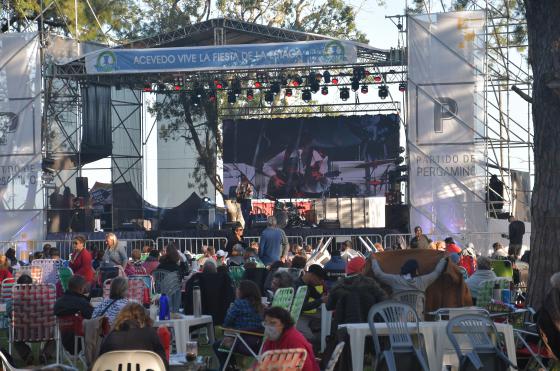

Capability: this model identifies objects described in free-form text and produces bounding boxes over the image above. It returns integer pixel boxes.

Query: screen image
[223,114,400,199]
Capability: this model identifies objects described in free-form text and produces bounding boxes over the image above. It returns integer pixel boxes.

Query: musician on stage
[263,136,328,198]
[236,175,254,228]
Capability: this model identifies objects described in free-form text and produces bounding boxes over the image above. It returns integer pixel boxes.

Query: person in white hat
[216,250,228,266]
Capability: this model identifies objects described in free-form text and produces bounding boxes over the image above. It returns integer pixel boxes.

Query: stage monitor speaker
[318,219,340,229]
[76,177,89,198]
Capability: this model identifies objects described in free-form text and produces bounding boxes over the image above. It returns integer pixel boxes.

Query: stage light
[265,91,274,103]
[281,76,289,86]
[351,78,359,92]
[227,91,236,104]
[331,77,339,85]
[271,82,281,95]
[215,80,223,89]
[191,94,200,106]
[246,89,254,101]
[194,85,204,98]
[173,84,181,91]
[310,79,320,93]
[399,82,407,92]
[233,79,242,96]
[321,86,328,96]
[353,66,366,81]
[361,85,368,94]
[292,76,303,87]
[302,89,312,102]
[208,90,216,102]
[373,75,382,83]
[315,72,323,81]
[398,146,406,153]
[323,71,331,83]
[254,81,262,88]
[395,156,405,165]
[143,83,152,92]
[157,83,166,91]
[285,88,293,97]
[378,85,389,99]
[340,87,350,101]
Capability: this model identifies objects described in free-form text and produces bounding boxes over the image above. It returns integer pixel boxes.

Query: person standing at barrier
[225,223,247,254]
[410,226,431,249]
[69,235,95,284]
[259,216,289,266]
[504,215,525,258]
[102,232,127,268]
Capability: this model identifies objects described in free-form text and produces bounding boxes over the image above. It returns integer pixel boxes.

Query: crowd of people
[1,219,556,371]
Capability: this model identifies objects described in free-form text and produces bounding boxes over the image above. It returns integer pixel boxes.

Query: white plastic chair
[91,350,166,371]
[324,341,345,371]
[391,290,426,320]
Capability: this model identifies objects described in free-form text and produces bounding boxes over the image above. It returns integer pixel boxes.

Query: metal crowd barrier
[156,237,228,254]
[244,236,304,248]
[305,234,383,254]
[383,234,413,250]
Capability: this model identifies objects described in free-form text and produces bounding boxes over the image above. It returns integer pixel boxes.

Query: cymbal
[354,159,396,168]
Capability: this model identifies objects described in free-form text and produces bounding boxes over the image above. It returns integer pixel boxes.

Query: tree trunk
[524,0,560,309]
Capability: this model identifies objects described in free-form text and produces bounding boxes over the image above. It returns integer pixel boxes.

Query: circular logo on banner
[95,51,117,72]
[323,41,346,63]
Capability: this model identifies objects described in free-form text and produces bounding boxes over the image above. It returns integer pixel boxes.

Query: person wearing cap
[327,256,387,329]
[295,264,327,350]
[444,237,462,254]
[323,250,346,290]
[371,256,448,296]
[216,250,228,266]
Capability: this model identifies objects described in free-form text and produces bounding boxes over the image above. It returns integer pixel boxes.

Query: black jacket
[509,220,525,244]
[99,323,169,370]
[183,272,235,325]
[326,275,388,327]
[295,279,323,312]
[54,291,93,319]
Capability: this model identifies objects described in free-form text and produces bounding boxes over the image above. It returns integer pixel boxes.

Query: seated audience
[54,275,93,354]
[444,237,462,254]
[153,245,183,312]
[327,256,387,327]
[491,242,509,259]
[143,249,160,275]
[244,247,265,268]
[92,276,129,325]
[537,272,560,359]
[202,259,218,273]
[198,246,217,267]
[69,235,95,284]
[261,307,320,371]
[459,243,477,276]
[99,302,168,370]
[323,250,346,289]
[49,248,61,261]
[295,265,327,351]
[216,250,228,266]
[228,244,245,266]
[465,257,497,302]
[125,248,147,276]
[371,256,448,294]
[266,271,294,302]
[213,280,264,369]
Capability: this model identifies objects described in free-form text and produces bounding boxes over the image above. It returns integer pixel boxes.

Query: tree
[0,0,142,41]
[523,0,560,309]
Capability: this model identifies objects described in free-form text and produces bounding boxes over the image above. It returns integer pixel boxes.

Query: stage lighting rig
[285,88,293,97]
[246,89,254,101]
[361,85,369,94]
[331,76,339,85]
[323,71,331,83]
[351,78,360,92]
[302,89,312,102]
[399,82,407,92]
[291,75,303,87]
[378,85,389,99]
[227,91,236,104]
[271,82,281,95]
[339,87,350,101]
[321,86,328,96]
[265,91,274,103]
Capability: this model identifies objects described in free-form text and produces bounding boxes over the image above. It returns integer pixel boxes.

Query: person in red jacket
[444,237,462,254]
[0,255,13,283]
[261,307,319,371]
[69,235,95,284]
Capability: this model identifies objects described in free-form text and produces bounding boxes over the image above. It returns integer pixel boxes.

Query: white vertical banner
[0,33,44,242]
[408,12,487,237]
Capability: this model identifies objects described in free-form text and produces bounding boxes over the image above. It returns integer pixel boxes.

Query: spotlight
[302,89,312,102]
[353,66,366,81]
[143,83,152,92]
[291,76,302,87]
[254,81,262,88]
[265,91,274,103]
[373,75,382,83]
[321,86,328,96]
[378,85,389,99]
[215,80,223,89]
[227,91,236,104]
[361,85,369,94]
[271,82,281,95]
[247,89,254,101]
[399,82,407,92]
[323,71,331,83]
[331,77,339,85]
[208,90,217,102]
[351,78,360,92]
[174,84,181,91]
[285,88,293,97]
[233,79,242,96]
[191,94,200,106]
[398,146,406,153]
[310,80,320,93]
[394,156,405,165]
[340,87,350,101]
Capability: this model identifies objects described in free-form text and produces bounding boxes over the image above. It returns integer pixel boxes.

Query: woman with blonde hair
[101,232,128,268]
[99,302,168,369]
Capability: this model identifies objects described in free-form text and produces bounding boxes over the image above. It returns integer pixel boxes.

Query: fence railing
[244,236,304,248]
[305,234,383,254]
[156,237,228,255]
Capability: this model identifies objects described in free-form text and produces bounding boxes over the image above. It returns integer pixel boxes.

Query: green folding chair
[58,266,73,292]
[228,266,245,288]
[271,287,294,310]
[476,278,510,308]
[490,259,514,279]
[290,286,308,322]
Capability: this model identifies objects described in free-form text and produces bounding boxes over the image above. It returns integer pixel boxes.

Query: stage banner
[223,114,400,199]
[0,33,44,242]
[408,11,487,238]
[85,40,357,74]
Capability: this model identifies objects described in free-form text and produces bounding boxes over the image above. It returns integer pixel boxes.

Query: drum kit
[263,194,312,228]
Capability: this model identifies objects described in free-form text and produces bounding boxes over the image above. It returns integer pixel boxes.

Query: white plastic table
[320,304,332,352]
[156,314,215,354]
[339,321,516,371]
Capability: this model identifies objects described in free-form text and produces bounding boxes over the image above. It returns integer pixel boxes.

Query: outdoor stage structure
[0,7,534,254]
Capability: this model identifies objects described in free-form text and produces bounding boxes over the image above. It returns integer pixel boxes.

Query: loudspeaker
[318,219,340,229]
[385,204,409,231]
[76,177,89,198]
